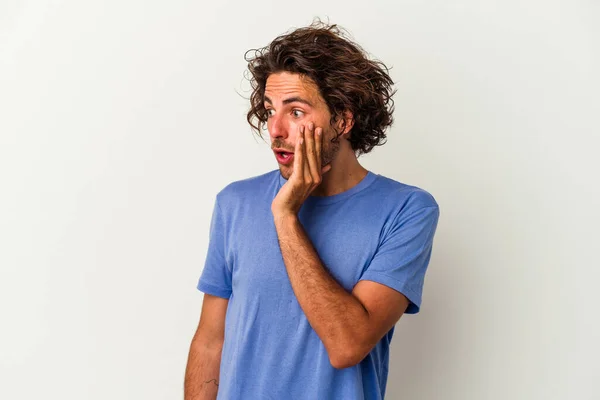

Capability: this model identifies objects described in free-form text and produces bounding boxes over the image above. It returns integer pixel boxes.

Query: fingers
[315,126,322,173]
[305,122,320,183]
[294,125,304,180]
[295,122,326,187]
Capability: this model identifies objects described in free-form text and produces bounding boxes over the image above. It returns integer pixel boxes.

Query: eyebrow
[264,96,314,107]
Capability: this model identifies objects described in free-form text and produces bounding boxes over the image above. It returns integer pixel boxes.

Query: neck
[312,148,368,197]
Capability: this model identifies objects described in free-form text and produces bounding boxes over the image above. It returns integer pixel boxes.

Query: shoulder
[368,174,440,246]
[371,173,439,215]
[214,169,280,209]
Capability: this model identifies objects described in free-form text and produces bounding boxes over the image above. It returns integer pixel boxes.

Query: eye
[292,109,304,118]
[266,109,275,118]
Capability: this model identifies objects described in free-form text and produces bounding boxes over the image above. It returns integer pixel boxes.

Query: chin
[279,167,292,180]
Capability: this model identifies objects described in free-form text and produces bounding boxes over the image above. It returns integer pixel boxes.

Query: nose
[268,114,289,140]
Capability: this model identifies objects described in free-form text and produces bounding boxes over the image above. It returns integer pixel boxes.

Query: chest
[227,202,381,299]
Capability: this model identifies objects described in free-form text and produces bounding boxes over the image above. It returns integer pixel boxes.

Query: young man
[185,21,440,400]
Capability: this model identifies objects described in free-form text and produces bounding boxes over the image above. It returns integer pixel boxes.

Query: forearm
[184,340,222,400]
[274,213,370,366]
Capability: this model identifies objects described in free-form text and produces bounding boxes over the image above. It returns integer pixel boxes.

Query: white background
[1,1,598,399]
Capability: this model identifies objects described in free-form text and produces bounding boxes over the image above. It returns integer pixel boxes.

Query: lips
[274,150,294,165]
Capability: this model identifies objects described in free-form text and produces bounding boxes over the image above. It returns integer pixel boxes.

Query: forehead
[264,72,323,105]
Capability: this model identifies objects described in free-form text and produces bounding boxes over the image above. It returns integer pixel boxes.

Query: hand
[272,122,332,218]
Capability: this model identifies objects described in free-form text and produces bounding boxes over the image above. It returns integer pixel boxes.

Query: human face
[264,72,341,179]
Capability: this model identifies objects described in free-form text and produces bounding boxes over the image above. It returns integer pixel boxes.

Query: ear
[336,110,354,136]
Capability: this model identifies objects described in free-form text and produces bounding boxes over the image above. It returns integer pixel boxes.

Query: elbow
[329,355,356,370]
[328,345,368,370]
[190,335,224,354]
[325,323,374,369]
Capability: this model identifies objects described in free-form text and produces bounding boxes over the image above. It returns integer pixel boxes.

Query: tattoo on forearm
[204,379,219,387]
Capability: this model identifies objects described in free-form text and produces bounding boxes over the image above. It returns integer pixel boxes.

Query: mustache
[271,140,295,152]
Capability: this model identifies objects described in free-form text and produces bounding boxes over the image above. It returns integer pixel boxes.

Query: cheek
[267,116,300,135]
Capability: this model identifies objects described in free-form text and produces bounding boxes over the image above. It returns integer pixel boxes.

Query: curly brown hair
[244,19,396,156]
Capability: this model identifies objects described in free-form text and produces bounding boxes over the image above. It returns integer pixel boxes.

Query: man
[184,21,440,400]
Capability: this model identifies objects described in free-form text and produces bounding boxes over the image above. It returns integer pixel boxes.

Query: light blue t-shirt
[197,169,440,400]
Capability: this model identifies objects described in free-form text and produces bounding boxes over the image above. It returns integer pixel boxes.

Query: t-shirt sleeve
[358,203,440,314]
[196,196,232,299]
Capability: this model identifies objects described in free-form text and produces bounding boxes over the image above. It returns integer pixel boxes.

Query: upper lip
[273,148,294,154]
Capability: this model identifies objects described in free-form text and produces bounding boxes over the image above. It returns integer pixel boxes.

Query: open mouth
[275,151,294,164]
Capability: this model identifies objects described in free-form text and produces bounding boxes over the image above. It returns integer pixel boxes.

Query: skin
[265,71,367,197]
[184,71,412,398]
[266,72,410,369]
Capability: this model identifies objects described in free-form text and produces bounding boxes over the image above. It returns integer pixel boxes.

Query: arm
[274,214,409,369]
[272,123,436,369]
[184,293,228,400]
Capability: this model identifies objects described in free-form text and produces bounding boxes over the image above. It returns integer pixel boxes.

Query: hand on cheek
[271,122,332,217]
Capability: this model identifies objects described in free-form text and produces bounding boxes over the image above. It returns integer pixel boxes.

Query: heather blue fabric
[197,169,439,400]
